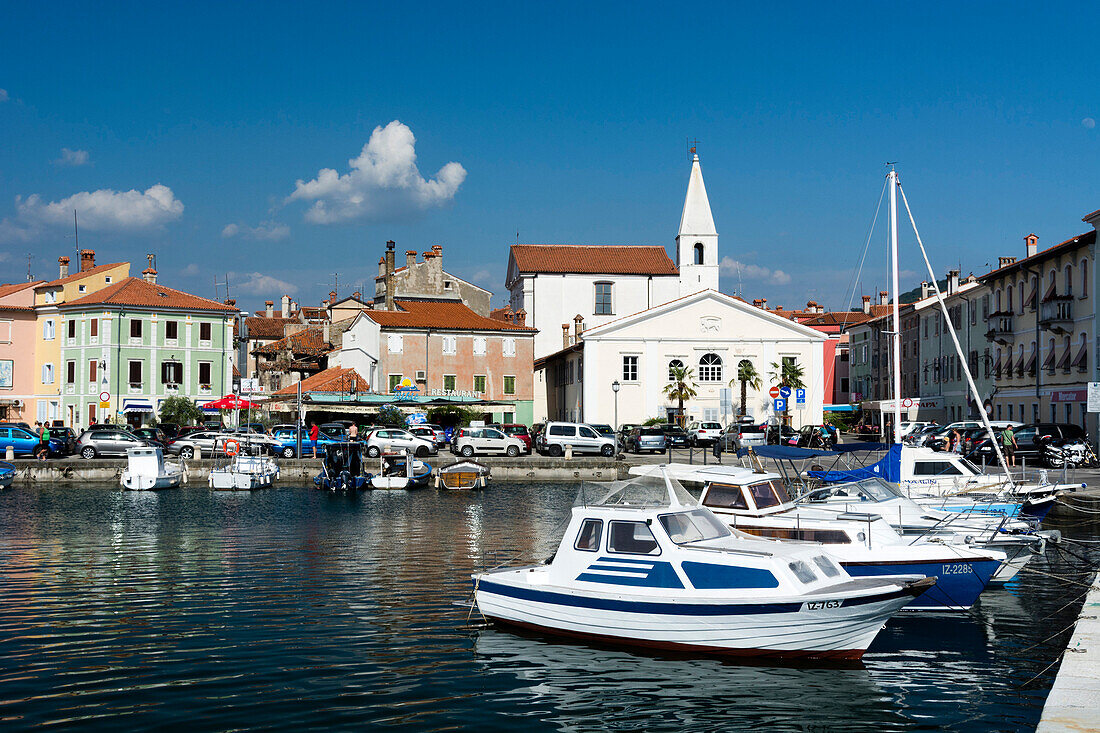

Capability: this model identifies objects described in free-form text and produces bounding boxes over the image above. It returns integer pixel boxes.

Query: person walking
[37,422,51,460]
[348,423,359,441]
[308,422,320,457]
[952,428,964,455]
[1000,426,1017,468]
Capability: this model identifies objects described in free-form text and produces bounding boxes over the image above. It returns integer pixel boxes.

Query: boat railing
[678,542,776,558]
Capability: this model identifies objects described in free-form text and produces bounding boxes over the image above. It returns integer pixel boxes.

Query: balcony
[128,382,143,394]
[985,313,1015,344]
[1039,297,1073,333]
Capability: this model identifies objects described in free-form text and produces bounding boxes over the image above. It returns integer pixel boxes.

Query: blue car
[271,428,339,458]
[0,427,65,457]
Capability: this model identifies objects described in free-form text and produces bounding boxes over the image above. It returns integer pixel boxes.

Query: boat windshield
[747,480,792,509]
[958,457,982,475]
[801,477,902,504]
[658,509,731,544]
[574,469,698,508]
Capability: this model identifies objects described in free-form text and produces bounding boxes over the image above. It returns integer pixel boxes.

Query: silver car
[364,428,437,458]
[76,428,154,458]
[451,427,525,457]
[625,427,667,454]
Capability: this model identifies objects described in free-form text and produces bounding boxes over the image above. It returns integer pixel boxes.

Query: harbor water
[0,483,1096,731]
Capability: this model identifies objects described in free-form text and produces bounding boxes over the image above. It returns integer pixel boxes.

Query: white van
[537,422,616,457]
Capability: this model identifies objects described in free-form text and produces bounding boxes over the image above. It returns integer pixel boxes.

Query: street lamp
[611,380,621,458]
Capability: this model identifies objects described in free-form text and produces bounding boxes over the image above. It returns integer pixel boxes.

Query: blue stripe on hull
[475,579,914,616]
[842,560,997,610]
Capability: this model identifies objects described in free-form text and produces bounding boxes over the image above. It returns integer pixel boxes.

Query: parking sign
[795,388,806,405]
[774,397,786,412]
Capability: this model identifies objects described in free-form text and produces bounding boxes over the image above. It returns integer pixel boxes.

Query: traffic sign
[99,391,110,402]
[769,386,780,399]
[795,388,806,405]
[779,386,792,399]
[99,401,110,409]
[901,397,913,408]
[774,398,787,412]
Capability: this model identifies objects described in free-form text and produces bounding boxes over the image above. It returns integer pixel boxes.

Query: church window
[667,358,684,380]
[594,282,613,315]
[622,355,639,382]
[693,243,705,265]
[698,353,723,382]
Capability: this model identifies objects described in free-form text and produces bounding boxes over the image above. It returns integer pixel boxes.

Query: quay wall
[5,456,630,485]
[1036,573,1100,733]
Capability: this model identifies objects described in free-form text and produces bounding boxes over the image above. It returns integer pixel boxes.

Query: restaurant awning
[123,400,154,413]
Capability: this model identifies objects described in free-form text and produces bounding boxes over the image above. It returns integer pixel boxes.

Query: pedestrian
[823,420,838,448]
[348,423,359,440]
[1000,425,1017,468]
[952,429,964,454]
[37,422,51,460]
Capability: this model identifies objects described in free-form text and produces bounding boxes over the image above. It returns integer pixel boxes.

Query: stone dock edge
[1037,572,1100,732]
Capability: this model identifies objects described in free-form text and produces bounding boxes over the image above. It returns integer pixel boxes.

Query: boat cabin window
[788,560,818,584]
[658,509,731,545]
[913,461,963,476]
[607,521,661,555]
[574,519,603,552]
[813,555,841,578]
[701,483,748,510]
[747,480,791,509]
[958,458,981,474]
[852,479,902,502]
[738,526,851,544]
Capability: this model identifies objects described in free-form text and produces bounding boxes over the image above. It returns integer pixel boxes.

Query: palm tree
[733,360,761,419]
[663,366,698,426]
[768,359,806,425]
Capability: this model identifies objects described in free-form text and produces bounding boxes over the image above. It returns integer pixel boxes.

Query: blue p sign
[796,388,806,404]
[774,398,787,412]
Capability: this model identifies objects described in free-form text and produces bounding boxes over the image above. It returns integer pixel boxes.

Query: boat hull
[122,472,182,491]
[841,559,999,610]
[474,578,922,660]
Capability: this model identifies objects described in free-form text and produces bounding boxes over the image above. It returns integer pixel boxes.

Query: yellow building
[33,250,129,426]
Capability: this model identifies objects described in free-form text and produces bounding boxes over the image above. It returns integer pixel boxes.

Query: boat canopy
[574,467,697,509]
[738,445,834,460]
[806,444,903,483]
[831,442,888,453]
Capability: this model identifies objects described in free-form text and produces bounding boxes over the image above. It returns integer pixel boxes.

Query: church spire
[678,154,717,238]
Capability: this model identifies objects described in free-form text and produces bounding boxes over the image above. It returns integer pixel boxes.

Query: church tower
[676,153,720,295]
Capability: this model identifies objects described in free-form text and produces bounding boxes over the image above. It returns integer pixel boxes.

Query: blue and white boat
[649,463,1003,611]
[473,468,934,660]
[314,442,369,491]
[0,461,14,489]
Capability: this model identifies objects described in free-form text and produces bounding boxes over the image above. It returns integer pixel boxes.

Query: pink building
[0,281,44,422]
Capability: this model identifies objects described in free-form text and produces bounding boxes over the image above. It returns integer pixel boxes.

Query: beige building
[374,241,491,316]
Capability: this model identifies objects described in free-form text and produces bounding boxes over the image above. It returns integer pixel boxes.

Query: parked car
[76,428,154,458]
[972,423,1088,464]
[269,428,339,458]
[488,423,532,453]
[659,424,690,448]
[50,426,79,455]
[795,424,836,449]
[624,426,667,454]
[452,427,525,457]
[589,424,617,443]
[133,427,169,447]
[0,421,33,433]
[363,428,437,458]
[719,423,766,452]
[318,422,348,440]
[409,425,443,446]
[0,426,66,457]
[156,422,181,439]
[765,423,798,445]
[685,421,723,445]
[537,422,616,457]
[166,430,224,458]
[420,423,448,446]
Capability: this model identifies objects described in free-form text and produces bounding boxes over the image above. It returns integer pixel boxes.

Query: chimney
[947,269,960,295]
[862,295,871,314]
[281,295,290,318]
[998,256,1017,269]
[142,267,157,284]
[378,256,386,278]
[329,290,337,306]
[514,308,526,327]
[920,281,931,299]
[352,290,361,301]
[760,298,767,310]
[384,240,396,310]
[265,300,274,317]
[1025,233,1039,258]
[323,321,331,344]
[573,314,584,342]
[225,298,236,307]
[878,290,888,306]
[562,323,570,349]
[79,249,95,272]
[432,244,442,256]
[752,298,763,308]
[58,256,70,279]
[405,249,417,269]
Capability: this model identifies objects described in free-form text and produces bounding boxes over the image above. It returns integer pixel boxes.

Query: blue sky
[1,1,1097,314]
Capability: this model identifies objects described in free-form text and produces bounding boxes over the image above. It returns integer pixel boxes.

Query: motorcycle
[1039,436,1095,469]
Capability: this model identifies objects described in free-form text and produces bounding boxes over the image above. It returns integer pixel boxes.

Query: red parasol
[202,394,257,410]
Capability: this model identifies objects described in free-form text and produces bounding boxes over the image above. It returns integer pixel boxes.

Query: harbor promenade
[1037,574,1100,732]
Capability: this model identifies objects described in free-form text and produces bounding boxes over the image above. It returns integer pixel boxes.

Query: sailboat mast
[888,169,902,444]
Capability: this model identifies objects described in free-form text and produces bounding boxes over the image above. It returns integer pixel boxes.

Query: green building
[58,272,238,429]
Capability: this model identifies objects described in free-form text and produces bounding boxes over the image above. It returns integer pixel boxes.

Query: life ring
[224,439,240,456]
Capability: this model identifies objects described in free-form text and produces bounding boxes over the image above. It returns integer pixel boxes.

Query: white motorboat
[209,454,280,490]
[472,468,934,660]
[369,451,431,489]
[638,463,1003,611]
[436,459,490,490]
[121,447,183,491]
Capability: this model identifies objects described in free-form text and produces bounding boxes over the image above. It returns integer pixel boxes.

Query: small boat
[435,459,490,490]
[370,451,431,490]
[210,454,280,490]
[121,447,183,491]
[472,467,934,660]
[0,461,14,489]
[313,442,370,491]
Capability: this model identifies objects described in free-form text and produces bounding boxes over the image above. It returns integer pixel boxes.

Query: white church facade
[512,154,825,426]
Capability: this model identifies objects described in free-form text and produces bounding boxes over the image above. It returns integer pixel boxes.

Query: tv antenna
[214,273,230,301]
[687,138,701,158]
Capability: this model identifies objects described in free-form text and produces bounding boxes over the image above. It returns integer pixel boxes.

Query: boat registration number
[803,600,842,611]
[942,563,973,575]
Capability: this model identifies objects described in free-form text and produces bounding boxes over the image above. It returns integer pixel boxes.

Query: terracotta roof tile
[36,262,128,288]
[244,316,297,340]
[271,366,369,397]
[253,326,332,356]
[0,281,43,298]
[63,277,239,312]
[801,311,873,327]
[364,300,536,332]
[980,230,1096,281]
[510,244,678,276]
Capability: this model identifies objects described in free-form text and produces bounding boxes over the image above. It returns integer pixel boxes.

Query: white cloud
[222,220,289,241]
[287,120,466,224]
[0,89,8,102]
[720,256,791,285]
[55,148,90,167]
[182,263,200,276]
[471,269,493,284]
[232,271,299,296]
[1083,117,1096,130]
[15,184,183,231]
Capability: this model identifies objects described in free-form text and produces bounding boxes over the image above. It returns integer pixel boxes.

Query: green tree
[159,395,204,426]
[427,405,485,429]
[733,359,762,419]
[768,359,806,425]
[662,365,698,426]
[378,404,405,426]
